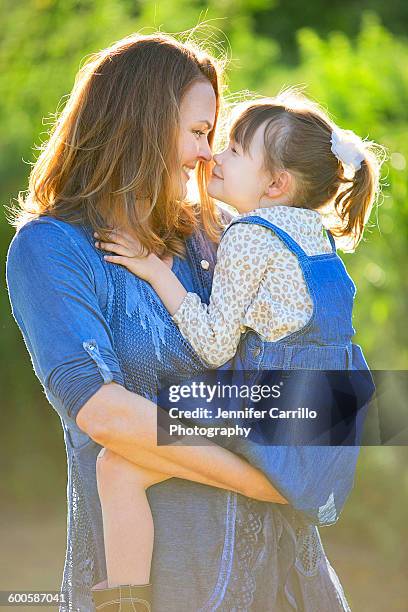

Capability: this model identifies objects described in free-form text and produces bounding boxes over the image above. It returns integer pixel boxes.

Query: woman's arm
[76,382,288,504]
[6,220,125,421]
[5,220,285,505]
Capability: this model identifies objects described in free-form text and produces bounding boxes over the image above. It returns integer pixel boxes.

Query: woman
[7,33,353,611]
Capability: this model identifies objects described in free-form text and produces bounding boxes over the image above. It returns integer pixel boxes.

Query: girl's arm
[96,223,271,367]
[76,382,288,504]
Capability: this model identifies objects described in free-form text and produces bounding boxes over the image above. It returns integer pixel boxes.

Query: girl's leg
[95,447,170,587]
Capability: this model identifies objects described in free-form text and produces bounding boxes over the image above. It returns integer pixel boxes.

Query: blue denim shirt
[7,215,354,611]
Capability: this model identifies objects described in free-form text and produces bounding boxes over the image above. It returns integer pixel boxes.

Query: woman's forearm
[77,383,288,504]
[103,440,282,502]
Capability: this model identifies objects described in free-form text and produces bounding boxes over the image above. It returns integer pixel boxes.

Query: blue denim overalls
[222,216,371,525]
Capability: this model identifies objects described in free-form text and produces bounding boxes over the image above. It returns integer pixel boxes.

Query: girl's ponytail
[328,123,385,250]
[333,154,377,250]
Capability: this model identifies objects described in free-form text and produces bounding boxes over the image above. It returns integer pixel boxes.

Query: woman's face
[177,80,216,199]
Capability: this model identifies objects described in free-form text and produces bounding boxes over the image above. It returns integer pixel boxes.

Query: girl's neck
[257,197,294,209]
[246,201,294,214]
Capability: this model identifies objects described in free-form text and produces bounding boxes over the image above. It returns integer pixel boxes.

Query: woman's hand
[94,229,166,282]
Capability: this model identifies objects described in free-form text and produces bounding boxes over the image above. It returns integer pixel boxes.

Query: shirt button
[253,347,261,357]
[200,259,210,270]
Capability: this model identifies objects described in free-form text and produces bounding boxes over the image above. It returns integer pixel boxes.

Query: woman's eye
[193,130,205,138]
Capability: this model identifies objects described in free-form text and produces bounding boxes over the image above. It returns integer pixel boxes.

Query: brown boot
[91,583,152,611]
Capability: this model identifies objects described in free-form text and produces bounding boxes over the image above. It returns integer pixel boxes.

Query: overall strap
[225,215,309,260]
[325,229,337,253]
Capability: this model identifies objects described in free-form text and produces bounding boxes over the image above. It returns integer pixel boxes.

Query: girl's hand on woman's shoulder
[94,229,165,282]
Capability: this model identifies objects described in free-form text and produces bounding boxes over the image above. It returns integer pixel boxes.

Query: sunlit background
[1,1,407,610]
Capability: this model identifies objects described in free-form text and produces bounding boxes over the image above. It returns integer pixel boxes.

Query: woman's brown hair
[12,33,225,255]
[230,91,385,250]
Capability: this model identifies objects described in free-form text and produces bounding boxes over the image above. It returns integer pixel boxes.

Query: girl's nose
[213,152,222,165]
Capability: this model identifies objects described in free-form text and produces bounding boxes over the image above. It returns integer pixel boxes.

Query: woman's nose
[198,138,212,162]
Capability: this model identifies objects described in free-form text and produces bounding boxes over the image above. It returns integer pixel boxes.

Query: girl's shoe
[91,583,152,611]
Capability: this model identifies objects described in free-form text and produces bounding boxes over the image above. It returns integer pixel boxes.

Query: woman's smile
[182,165,194,180]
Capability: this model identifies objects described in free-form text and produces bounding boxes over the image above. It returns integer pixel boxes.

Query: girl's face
[208,122,270,213]
[177,81,216,199]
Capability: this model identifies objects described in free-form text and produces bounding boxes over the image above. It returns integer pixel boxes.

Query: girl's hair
[230,91,384,250]
[12,33,225,255]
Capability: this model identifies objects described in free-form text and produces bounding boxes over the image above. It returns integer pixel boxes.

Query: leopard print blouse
[172,205,333,368]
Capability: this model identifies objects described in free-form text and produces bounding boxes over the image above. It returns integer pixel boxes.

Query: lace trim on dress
[294,524,324,578]
[219,497,266,611]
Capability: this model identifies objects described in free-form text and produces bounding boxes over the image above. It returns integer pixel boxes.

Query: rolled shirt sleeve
[6,218,124,422]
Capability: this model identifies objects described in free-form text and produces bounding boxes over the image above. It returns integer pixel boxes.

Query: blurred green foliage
[0,0,407,590]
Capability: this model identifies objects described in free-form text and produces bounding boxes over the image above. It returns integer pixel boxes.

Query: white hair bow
[330,128,366,171]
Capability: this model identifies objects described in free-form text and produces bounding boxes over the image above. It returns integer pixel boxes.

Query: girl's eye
[193,130,205,138]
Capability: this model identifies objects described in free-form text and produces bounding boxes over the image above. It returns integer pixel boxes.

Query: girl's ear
[265,170,293,199]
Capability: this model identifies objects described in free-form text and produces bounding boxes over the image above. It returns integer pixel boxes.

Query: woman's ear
[265,170,293,199]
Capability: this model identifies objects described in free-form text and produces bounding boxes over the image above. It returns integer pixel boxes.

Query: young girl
[94,92,382,610]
